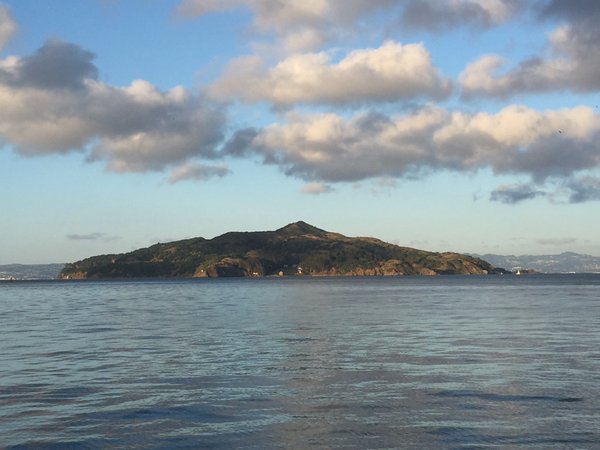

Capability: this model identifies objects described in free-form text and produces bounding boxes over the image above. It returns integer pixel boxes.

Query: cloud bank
[3,0,600,203]
[228,106,600,183]
[177,0,522,52]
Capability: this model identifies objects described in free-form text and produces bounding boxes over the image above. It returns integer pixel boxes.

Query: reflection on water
[1,275,599,448]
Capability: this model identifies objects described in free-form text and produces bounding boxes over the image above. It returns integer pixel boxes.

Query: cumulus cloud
[0,4,16,51]
[0,40,226,172]
[168,162,231,183]
[301,182,333,195]
[210,41,451,107]
[461,1,600,97]
[231,105,600,185]
[177,0,395,52]
[490,183,546,203]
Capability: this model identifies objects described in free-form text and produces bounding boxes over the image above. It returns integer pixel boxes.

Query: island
[59,221,504,279]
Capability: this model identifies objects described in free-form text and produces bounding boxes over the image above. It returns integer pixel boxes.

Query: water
[1,275,599,449]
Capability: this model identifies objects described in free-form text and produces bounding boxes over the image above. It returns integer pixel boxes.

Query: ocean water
[1,275,599,449]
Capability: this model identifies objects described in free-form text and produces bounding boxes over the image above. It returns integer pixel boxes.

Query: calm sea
[1,275,599,449]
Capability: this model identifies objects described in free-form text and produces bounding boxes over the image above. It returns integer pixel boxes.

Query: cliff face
[59,221,500,279]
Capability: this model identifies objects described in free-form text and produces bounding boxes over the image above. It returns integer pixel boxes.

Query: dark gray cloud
[504,137,600,182]
[222,127,259,157]
[566,176,600,203]
[16,40,98,90]
[168,162,231,183]
[538,0,600,21]
[490,183,546,204]
[491,176,600,204]
[66,232,119,242]
[401,0,523,31]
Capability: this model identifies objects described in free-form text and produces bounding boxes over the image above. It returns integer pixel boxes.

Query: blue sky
[1,0,600,264]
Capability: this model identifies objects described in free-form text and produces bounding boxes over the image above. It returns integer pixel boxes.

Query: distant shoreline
[5,272,600,284]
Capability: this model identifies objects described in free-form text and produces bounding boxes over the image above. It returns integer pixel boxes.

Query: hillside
[474,252,600,274]
[59,221,501,279]
[0,264,64,280]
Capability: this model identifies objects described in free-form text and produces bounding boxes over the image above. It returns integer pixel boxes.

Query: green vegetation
[59,221,500,279]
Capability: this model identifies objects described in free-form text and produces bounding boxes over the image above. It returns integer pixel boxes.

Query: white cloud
[177,0,395,51]
[0,4,17,51]
[300,182,333,195]
[234,106,600,186]
[0,40,226,172]
[210,41,451,107]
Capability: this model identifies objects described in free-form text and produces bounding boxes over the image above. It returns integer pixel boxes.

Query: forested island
[59,221,503,279]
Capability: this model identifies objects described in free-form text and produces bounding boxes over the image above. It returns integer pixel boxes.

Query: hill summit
[275,221,327,236]
[59,222,500,279]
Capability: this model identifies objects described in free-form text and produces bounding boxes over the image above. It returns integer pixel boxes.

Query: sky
[1,0,600,264]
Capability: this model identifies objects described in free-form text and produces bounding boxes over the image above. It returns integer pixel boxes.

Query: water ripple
[1,275,600,448]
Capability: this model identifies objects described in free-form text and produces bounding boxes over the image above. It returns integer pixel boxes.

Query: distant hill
[59,221,501,279]
[0,264,64,280]
[473,252,600,274]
